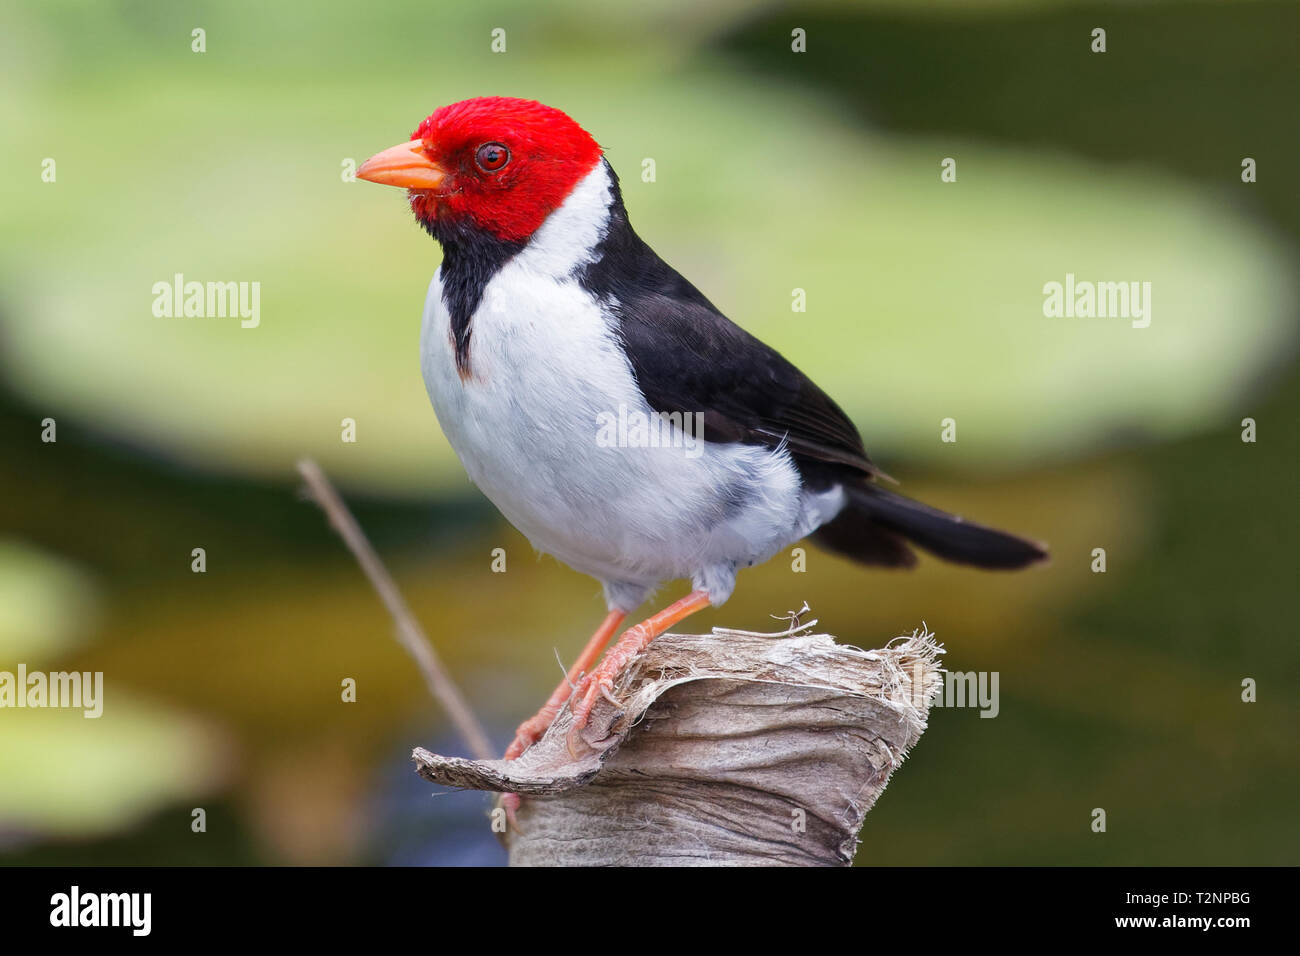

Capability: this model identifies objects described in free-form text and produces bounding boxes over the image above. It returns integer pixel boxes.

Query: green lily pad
[0,539,97,662]
[0,698,223,836]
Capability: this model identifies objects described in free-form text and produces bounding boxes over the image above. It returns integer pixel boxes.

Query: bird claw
[500,716,550,828]
[503,730,538,762]
[565,667,619,755]
[499,792,524,834]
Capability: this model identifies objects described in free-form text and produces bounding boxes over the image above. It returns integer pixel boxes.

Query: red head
[356,97,604,243]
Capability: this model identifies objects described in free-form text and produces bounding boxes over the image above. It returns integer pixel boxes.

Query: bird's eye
[475,143,510,172]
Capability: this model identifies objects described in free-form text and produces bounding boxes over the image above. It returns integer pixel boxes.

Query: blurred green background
[1,0,1297,865]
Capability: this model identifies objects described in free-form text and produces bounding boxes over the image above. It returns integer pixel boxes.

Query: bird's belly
[419,269,811,588]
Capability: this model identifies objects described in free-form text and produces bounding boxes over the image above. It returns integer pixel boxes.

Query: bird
[356,96,1047,760]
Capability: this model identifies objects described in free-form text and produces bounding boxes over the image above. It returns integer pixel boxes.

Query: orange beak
[356,140,448,190]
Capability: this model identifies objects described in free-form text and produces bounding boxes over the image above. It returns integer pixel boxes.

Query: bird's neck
[433,226,527,375]
[434,159,629,376]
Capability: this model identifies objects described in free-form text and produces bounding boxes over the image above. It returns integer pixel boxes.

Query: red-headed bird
[357,97,1046,758]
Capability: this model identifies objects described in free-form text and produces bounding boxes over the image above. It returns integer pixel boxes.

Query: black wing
[614,290,884,482]
[577,192,882,486]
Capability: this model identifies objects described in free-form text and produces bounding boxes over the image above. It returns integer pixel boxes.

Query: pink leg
[567,590,712,752]
[499,609,626,828]
[503,609,627,760]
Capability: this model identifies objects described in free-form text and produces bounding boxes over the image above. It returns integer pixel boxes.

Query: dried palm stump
[413,623,943,866]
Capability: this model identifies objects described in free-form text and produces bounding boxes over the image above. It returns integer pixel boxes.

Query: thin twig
[296,458,495,761]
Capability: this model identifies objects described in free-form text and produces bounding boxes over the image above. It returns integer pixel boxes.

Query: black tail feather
[812,483,1047,571]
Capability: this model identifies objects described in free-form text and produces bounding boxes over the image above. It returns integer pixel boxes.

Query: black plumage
[425,216,525,376]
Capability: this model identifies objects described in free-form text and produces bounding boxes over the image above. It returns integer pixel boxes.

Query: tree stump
[414,623,943,866]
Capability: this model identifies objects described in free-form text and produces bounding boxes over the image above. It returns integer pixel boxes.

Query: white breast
[418,163,838,611]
